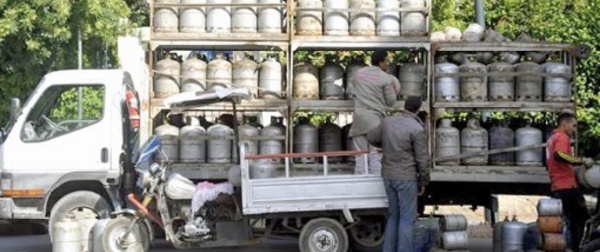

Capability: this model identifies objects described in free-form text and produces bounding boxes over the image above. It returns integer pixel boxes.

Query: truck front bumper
[0,198,13,219]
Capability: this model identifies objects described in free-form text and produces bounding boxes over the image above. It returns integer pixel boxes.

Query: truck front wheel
[49,191,111,242]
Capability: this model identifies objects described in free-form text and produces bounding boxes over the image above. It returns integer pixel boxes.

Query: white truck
[0,70,142,240]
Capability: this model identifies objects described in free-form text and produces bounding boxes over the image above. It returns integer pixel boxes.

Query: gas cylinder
[154,53,181,98]
[155,122,179,162]
[436,119,460,165]
[296,0,323,35]
[345,57,367,99]
[540,233,567,251]
[537,216,563,233]
[515,123,543,166]
[430,31,445,41]
[477,52,494,65]
[250,159,279,178]
[233,55,259,97]
[238,117,260,156]
[434,62,460,102]
[324,0,349,36]
[577,166,592,189]
[181,54,208,93]
[400,0,426,35]
[260,116,285,157]
[398,63,426,100]
[376,0,400,36]
[207,0,232,33]
[441,231,469,250]
[232,0,257,33]
[52,214,81,252]
[543,62,572,102]
[294,117,318,164]
[462,23,484,42]
[320,57,345,100]
[180,0,206,33]
[499,51,521,65]
[448,52,466,65]
[444,26,462,41]
[489,122,515,166]
[207,53,232,91]
[584,163,600,189]
[293,62,319,99]
[487,61,515,101]
[207,121,234,163]
[501,217,528,252]
[537,199,563,216]
[154,0,179,33]
[459,57,487,102]
[440,214,468,232]
[349,0,376,36]
[461,119,488,165]
[342,123,354,163]
[258,0,282,33]
[179,119,207,163]
[493,216,509,252]
[79,217,98,252]
[319,118,343,163]
[515,60,542,101]
[259,54,283,99]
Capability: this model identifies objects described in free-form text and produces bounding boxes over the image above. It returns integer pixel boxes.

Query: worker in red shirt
[546,112,593,251]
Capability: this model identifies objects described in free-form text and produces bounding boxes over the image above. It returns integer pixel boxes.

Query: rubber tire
[99,217,150,252]
[299,218,349,252]
[49,191,111,242]
[582,238,600,252]
[348,216,385,252]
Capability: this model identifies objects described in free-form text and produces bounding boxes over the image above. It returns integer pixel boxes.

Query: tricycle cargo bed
[242,175,386,215]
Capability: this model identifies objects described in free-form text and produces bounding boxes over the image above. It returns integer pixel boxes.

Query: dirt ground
[424,195,546,224]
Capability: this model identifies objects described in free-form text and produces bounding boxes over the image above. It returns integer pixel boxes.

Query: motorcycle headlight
[149,162,161,175]
[137,170,153,188]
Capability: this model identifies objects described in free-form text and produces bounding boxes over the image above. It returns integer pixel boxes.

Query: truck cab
[0,69,139,238]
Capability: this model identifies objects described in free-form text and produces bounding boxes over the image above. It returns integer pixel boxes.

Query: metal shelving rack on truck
[288,0,433,174]
[141,1,436,251]
[428,41,584,223]
[145,1,292,180]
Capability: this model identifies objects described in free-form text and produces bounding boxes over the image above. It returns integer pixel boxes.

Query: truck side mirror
[10,98,20,122]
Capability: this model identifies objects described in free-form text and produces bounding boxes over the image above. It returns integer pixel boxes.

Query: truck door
[6,83,112,191]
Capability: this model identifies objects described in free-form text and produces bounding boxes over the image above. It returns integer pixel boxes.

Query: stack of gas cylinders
[293,57,426,101]
[293,116,355,164]
[436,117,549,167]
[154,52,284,100]
[154,114,285,166]
[435,214,469,251]
[296,0,428,37]
[434,50,573,104]
[153,0,287,35]
[535,199,567,251]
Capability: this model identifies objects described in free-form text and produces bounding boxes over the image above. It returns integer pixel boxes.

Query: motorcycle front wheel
[98,217,150,252]
[582,238,600,252]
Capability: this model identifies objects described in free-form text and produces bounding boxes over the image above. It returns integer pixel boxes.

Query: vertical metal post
[78,28,84,123]
[475,0,485,29]
[475,0,488,123]
[323,156,328,176]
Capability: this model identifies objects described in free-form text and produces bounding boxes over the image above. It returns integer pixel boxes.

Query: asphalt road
[0,223,492,252]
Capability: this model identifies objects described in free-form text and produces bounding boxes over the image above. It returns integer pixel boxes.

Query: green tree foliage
[431,0,600,157]
[0,0,135,126]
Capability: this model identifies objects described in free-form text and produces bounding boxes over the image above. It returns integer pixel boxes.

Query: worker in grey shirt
[348,50,398,175]
[367,96,430,252]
